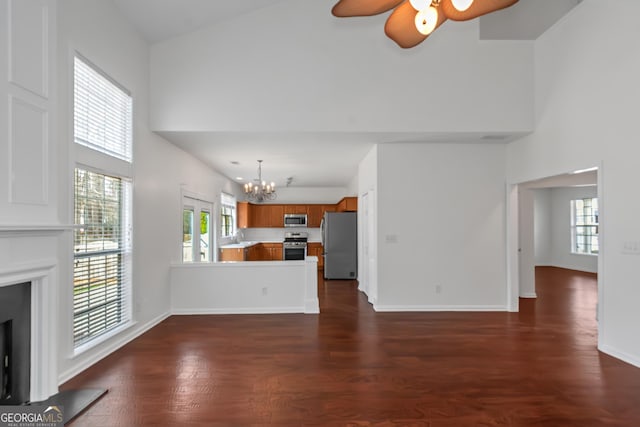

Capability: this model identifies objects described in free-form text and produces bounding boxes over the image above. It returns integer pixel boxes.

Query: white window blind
[73,168,132,346]
[74,55,133,162]
[221,193,236,238]
[571,198,599,255]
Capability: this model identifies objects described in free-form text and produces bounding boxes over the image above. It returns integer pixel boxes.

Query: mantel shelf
[0,224,78,233]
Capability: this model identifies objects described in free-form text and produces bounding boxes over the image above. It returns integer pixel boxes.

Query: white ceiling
[111,0,287,43]
[111,0,581,188]
[521,169,597,189]
[160,131,521,188]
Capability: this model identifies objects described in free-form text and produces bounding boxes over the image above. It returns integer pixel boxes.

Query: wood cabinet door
[307,205,323,227]
[251,205,272,228]
[283,205,306,214]
[345,197,358,211]
[268,205,284,227]
[307,243,324,269]
[220,248,245,261]
[272,245,283,261]
[336,197,357,212]
[237,202,250,228]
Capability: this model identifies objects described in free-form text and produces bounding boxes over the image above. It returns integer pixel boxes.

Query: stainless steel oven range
[283,232,308,260]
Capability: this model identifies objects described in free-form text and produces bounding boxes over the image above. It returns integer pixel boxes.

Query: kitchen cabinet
[306,205,324,228]
[251,204,284,228]
[246,244,261,261]
[221,243,282,261]
[237,202,250,228]
[238,200,355,229]
[307,242,324,269]
[220,247,247,261]
[337,197,357,212]
[284,205,307,214]
[261,243,283,261]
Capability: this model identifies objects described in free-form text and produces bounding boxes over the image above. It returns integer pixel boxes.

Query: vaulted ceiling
[111,0,582,188]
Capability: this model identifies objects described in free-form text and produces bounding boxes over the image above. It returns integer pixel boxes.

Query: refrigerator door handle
[320,218,325,247]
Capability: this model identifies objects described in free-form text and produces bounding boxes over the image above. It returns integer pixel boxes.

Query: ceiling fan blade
[440,0,518,21]
[332,0,405,17]
[384,1,447,49]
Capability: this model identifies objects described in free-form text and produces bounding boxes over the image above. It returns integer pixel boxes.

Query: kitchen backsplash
[240,227,322,243]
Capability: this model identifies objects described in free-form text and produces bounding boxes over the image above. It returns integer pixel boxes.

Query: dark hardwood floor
[63,267,640,426]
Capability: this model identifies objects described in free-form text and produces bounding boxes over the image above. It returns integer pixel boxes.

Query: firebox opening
[0,282,30,406]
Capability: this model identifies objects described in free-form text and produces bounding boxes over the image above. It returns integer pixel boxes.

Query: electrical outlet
[435,285,442,294]
[262,287,268,296]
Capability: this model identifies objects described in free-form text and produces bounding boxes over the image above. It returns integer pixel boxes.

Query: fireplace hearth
[0,282,30,405]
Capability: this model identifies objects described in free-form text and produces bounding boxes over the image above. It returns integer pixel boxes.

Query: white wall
[241,227,321,244]
[357,145,378,303]
[170,259,319,314]
[0,0,58,225]
[149,0,533,135]
[507,0,640,366]
[56,0,239,382]
[518,188,535,297]
[533,189,552,266]
[375,143,507,310]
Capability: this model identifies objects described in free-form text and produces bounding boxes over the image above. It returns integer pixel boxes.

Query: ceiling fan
[332,0,519,48]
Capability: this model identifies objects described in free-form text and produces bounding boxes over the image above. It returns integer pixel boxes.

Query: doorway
[508,166,602,343]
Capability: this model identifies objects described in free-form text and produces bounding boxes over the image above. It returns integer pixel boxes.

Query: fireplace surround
[0,257,59,403]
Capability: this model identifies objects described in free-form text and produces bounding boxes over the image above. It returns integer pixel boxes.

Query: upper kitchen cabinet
[283,205,307,214]
[237,199,356,229]
[306,205,324,228]
[237,202,250,228]
[251,204,284,228]
[337,197,357,212]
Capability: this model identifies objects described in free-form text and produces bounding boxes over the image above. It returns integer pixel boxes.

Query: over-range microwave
[284,213,307,227]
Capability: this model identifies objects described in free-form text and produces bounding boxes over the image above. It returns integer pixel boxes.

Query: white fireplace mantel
[0,259,60,402]
[0,224,75,235]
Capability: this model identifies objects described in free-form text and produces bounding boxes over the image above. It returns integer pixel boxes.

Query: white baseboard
[599,343,640,368]
[520,292,537,298]
[58,311,170,384]
[304,298,320,314]
[373,304,508,312]
[172,306,305,315]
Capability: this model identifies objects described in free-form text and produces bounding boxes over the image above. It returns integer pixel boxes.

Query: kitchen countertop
[219,240,283,249]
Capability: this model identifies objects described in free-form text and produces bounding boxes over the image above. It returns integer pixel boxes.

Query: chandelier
[332,0,518,48]
[244,160,276,202]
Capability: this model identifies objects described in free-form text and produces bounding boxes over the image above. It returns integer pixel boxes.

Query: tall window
[183,197,212,262]
[572,197,599,255]
[73,55,133,348]
[221,193,236,238]
[74,55,132,161]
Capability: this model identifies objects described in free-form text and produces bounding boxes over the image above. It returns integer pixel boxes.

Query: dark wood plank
[62,267,640,426]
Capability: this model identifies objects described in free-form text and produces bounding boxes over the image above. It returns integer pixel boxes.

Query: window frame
[72,53,134,352]
[182,195,213,263]
[571,197,599,256]
[220,193,236,239]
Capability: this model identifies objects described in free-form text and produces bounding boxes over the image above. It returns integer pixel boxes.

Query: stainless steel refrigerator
[321,211,357,279]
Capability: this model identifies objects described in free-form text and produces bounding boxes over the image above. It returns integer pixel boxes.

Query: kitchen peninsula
[170,197,356,317]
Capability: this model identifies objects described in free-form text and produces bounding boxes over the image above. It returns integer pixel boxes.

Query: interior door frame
[506,162,604,349]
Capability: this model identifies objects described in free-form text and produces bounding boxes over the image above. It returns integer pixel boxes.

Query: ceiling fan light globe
[415,6,438,35]
[409,0,431,11]
[451,0,474,11]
